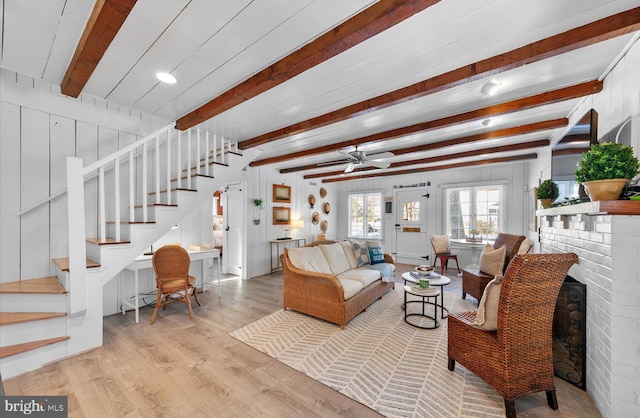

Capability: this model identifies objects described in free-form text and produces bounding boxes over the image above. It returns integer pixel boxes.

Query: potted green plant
[575,142,639,201]
[536,179,559,208]
[252,198,265,224]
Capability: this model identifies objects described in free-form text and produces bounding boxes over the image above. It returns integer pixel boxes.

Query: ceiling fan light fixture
[482,118,494,127]
[156,72,177,84]
[480,81,500,96]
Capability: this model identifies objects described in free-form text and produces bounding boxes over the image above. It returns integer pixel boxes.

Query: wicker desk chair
[150,245,201,324]
[430,235,461,275]
[448,253,578,418]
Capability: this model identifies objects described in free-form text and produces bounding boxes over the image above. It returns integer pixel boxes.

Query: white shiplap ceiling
[1,0,639,182]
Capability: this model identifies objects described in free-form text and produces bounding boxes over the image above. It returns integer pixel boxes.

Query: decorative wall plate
[320,220,328,232]
[322,202,331,214]
[319,187,327,198]
[308,194,316,208]
[311,212,320,225]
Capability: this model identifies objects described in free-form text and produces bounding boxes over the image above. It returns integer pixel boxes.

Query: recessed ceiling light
[156,72,177,84]
[481,81,500,96]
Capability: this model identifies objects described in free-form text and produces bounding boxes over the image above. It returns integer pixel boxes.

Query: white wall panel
[20,108,50,279]
[49,115,75,263]
[0,102,22,282]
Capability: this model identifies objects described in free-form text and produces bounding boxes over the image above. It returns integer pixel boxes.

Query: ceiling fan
[338,146,394,173]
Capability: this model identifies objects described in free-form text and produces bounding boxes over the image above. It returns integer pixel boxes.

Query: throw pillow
[339,241,358,269]
[518,238,534,254]
[479,244,506,276]
[319,243,351,275]
[474,275,504,331]
[430,235,449,254]
[367,244,385,265]
[350,240,369,266]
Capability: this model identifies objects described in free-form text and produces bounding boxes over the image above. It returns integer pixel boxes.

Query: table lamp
[291,219,304,238]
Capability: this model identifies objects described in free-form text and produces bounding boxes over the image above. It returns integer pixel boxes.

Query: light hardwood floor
[3,265,600,417]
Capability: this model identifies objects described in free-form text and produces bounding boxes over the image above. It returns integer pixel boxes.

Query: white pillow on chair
[479,244,506,276]
[430,235,450,254]
[474,275,504,331]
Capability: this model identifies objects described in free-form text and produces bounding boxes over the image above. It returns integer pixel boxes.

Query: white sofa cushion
[338,278,364,300]
[319,243,352,275]
[287,247,332,274]
[338,267,381,288]
[339,241,358,269]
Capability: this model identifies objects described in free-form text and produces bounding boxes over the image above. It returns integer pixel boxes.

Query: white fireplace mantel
[536,200,640,418]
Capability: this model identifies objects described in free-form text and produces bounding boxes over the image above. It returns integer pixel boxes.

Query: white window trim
[443,183,505,239]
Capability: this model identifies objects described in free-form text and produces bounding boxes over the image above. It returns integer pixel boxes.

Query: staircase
[0,123,260,379]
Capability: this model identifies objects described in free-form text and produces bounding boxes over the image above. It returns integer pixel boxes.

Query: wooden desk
[270,238,306,273]
[121,248,221,323]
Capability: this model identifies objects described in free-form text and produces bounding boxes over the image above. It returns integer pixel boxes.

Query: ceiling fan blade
[368,151,394,161]
[338,150,357,160]
[366,160,391,169]
[344,163,355,173]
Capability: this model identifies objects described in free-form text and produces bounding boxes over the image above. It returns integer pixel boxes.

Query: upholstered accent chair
[448,253,579,418]
[150,245,201,324]
[461,233,525,301]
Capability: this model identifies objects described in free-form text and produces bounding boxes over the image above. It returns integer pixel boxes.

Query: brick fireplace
[538,201,640,418]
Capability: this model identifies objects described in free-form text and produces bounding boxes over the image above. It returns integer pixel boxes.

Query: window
[445,185,503,240]
[348,192,382,239]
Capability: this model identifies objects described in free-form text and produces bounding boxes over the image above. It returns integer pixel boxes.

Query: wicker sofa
[461,233,525,301]
[282,240,395,329]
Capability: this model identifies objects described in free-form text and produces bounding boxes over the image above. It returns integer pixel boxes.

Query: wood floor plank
[2,266,601,417]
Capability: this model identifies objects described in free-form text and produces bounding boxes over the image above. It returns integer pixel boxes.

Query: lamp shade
[291,219,304,229]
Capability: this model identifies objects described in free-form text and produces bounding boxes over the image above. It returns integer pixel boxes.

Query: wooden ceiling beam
[251,79,600,167]
[320,154,537,183]
[175,0,441,131]
[279,119,565,173]
[239,7,640,149]
[304,140,549,179]
[61,0,137,98]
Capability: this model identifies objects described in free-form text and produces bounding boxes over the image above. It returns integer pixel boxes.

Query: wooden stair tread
[52,257,100,272]
[0,336,69,359]
[0,276,66,294]
[106,221,156,225]
[170,174,215,182]
[132,203,178,209]
[86,237,131,245]
[0,312,66,326]
[182,161,228,172]
[148,188,197,196]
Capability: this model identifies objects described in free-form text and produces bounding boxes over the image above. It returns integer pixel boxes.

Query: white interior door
[223,183,244,276]
[393,189,429,265]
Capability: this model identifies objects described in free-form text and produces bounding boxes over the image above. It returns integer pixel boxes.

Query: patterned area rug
[230,287,506,417]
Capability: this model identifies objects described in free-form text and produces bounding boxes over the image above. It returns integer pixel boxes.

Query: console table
[270,238,306,272]
[121,248,221,323]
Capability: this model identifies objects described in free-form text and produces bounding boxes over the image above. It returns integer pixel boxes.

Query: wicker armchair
[461,233,525,301]
[448,253,578,418]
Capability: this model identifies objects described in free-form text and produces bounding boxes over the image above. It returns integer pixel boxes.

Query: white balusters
[205,131,210,176]
[114,157,120,242]
[155,134,160,204]
[177,131,182,189]
[187,130,192,189]
[196,129,201,175]
[129,150,134,223]
[98,166,106,242]
[142,141,148,223]
[166,130,172,205]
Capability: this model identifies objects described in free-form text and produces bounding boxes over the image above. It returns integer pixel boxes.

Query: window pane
[446,186,502,240]
[403,201,420,222]
[349,195,364,237]
[366,194,382,238]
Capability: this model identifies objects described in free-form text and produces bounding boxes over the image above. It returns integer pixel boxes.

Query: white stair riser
[0,316,67,346]
[0,339,68,379]
[0,294,67,312]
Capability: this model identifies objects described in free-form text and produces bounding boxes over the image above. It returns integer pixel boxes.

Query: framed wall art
[273,206,291,225]
[273,184,291,203]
